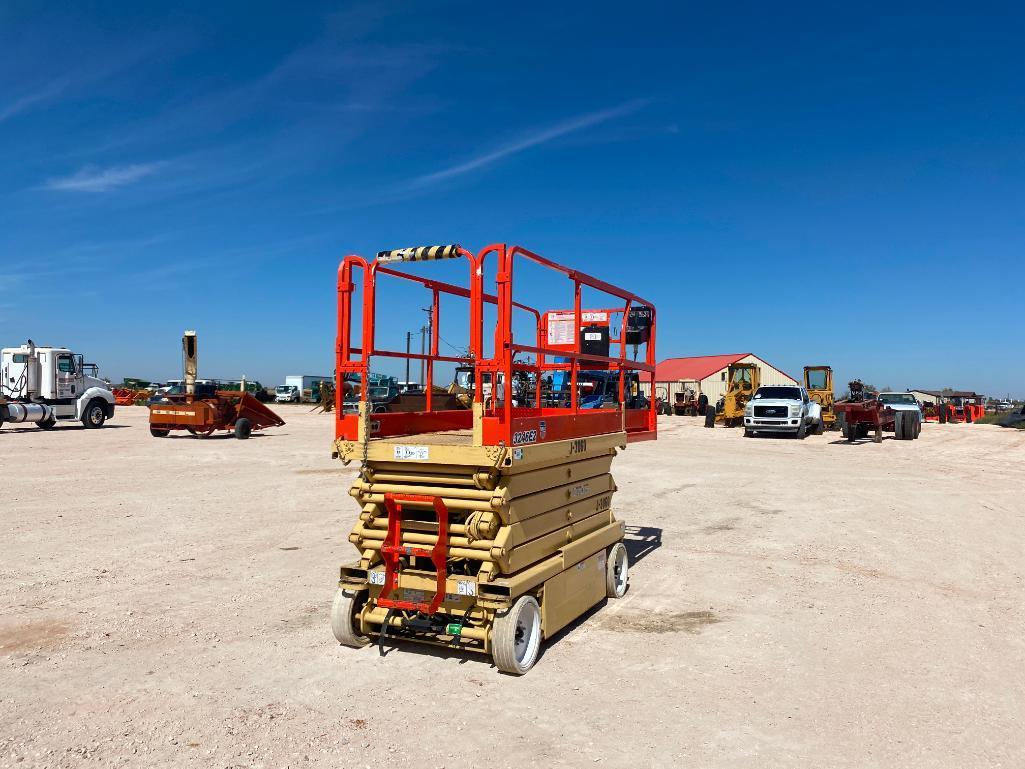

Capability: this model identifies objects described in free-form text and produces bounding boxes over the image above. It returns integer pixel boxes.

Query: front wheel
[605,542,629,598]
[493,595,542,675]
[234,418,252,440]
[82,400,106,429]
[743,428,754,438]
[796,420,807,439]
[150,426,170,437]
[330,589,369,648]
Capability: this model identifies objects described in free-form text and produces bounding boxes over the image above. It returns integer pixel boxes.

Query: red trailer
[834,381,921,443]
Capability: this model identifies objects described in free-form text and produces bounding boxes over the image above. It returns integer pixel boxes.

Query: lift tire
[330,589,369,648]
[37,416,57,430]
[150,426,169,437]
[606,542,629,598]
[704,405,715,428]
[82,400,106,429]
[493,595,542,675]
[234,418,252,440]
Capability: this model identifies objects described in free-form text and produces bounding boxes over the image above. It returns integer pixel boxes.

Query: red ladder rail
[377,494,449,615]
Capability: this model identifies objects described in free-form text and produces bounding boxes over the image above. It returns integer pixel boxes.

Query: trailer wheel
[149,426,169,437]
[187,425,216,438]
[330,589,369,648]
[82,400,106,429]
[606,542,629,598]
[493,595,542,675]
[704,405,715,428]
[234,418,252,440]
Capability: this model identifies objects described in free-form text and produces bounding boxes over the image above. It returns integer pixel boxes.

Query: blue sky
[1,2,1022,396]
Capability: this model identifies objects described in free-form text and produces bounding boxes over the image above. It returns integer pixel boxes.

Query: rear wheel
[493,595,542,675]
[234,418,252,440]
[605,543,629,598]
[330,589,369,648]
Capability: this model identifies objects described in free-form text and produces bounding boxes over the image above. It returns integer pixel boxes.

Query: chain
[360,400,371,475]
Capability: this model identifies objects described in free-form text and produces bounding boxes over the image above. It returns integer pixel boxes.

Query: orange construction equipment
[148,330,285,439]
[112,388,150,406]
[329,242,656,673]
[149,390,284,438]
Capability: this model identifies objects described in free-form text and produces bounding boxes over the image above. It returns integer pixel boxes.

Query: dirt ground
[2,407,1023,769]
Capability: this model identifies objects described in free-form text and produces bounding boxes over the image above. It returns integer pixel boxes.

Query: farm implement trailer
[330,243,657,674]
[148,331,285,439]
[834,380,921,443]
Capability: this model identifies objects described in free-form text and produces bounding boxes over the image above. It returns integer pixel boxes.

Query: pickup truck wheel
[743,428,754,437]
[82,400,107,429]
[796,420,807,439]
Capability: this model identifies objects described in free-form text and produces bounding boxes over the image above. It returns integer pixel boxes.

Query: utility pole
[420,306,433,388]
[405,331,412,388]
[419,326,427,385]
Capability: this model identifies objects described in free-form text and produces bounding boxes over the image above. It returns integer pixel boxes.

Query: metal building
[641,353,798,404]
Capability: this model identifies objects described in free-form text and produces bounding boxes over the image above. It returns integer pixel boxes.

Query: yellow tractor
[803,365,836,430]
[715,362,760,427]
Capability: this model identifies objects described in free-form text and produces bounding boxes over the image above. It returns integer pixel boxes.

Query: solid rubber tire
[606,542,629,598]
[234,418,252,440]
[330,589,369,648]
[492,595,542,675]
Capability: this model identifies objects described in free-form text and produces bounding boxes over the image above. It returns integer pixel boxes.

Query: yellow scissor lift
[329,243,658,674]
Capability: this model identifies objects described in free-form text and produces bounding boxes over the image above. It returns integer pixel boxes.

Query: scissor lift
[330,243,656,674]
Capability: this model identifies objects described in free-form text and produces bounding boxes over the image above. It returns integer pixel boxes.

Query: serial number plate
[368,570,385,586]
[456,580,476,596]
[393,445,429,460]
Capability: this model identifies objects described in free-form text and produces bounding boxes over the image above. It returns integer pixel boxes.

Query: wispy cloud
[405,99,649,189]
[43,162,165,193]
[0,78,70,124]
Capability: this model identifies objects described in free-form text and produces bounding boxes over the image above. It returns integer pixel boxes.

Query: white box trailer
[284,375,332,403]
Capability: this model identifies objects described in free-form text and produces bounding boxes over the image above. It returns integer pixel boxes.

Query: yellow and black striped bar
[376,244,462,263]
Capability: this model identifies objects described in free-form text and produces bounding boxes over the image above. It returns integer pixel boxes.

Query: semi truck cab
[1,340,115,429]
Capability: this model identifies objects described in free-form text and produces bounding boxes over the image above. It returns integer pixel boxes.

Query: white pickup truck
[743,384,822,438]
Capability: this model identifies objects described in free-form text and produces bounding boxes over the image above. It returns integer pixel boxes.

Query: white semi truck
[0,340,115,430]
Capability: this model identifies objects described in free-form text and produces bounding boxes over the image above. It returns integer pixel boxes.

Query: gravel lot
[2,407,1023,768]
